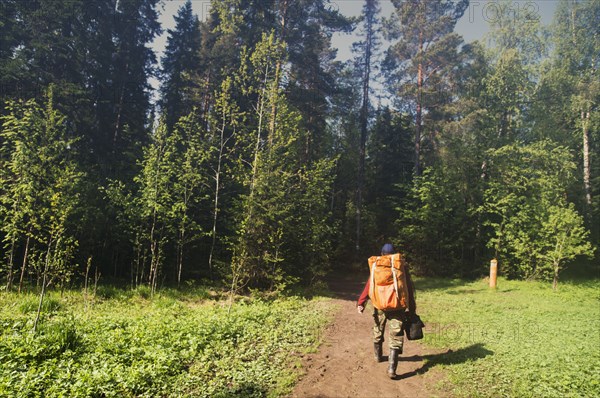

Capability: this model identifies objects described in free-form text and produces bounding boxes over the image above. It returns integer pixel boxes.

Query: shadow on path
[396,343,494,380]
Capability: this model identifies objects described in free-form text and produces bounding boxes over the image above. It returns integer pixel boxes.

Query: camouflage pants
[372,308,405,351]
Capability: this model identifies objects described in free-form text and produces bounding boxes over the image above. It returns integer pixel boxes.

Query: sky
[150,0,559,96]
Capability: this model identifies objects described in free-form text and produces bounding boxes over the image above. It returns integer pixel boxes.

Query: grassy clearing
[415,276,600,397]
[0,286,334,398]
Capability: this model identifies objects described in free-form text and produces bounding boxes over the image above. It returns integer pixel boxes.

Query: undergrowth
[0,287,333,397]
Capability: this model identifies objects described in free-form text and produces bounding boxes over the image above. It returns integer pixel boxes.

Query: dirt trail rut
[290,276,450,398]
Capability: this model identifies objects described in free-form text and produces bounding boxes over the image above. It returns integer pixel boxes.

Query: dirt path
[290,276,450,398]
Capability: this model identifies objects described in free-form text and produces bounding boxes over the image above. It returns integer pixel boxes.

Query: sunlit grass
[416,276,600,397]
[0,287,334,397]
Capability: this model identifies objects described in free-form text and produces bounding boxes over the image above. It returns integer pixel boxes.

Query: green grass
[0,287,334,398]
[415,276,600,397]
[3,276,598,397]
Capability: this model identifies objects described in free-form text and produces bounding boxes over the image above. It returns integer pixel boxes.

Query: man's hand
[357,305,364,314]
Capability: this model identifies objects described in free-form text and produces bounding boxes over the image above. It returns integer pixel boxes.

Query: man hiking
[357,243,417,379]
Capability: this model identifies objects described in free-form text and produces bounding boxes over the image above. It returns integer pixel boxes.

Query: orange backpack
[368,253,410,311]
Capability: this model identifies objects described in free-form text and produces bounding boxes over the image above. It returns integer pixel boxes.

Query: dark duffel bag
[404,313,425,340]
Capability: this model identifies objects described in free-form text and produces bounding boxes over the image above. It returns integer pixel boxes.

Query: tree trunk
[268,0,288,145]
[18,231,31,293]
[134,236,141,288]
[209,106,228,275]
[415,30,423,176]
[248,66,268,216]
[33,238,53,333]
[356,0,376,254]
[113,62,129,150]
[552,262,559,291]
[149,207,158,295]
[208,164,220,275]
[84,256,92,299]
[201,73,212,130]
[177,228,184,288]
[5,238,16,291]
[582,111,592,207]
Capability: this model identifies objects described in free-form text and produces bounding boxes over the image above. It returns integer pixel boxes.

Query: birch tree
[0,88,82,329]
[135,118,178,295]
[171,112,209,287]
[207,77,241,275]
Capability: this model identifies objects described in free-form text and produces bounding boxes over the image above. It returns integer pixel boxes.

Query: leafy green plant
[18,296,62,314]
[0,288,333,397]
[480,141,594,286]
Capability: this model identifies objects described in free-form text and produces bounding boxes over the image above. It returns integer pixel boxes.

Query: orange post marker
[489,258,498,288]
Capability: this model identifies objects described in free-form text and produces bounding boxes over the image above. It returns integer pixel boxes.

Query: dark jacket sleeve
[357,278,370,307]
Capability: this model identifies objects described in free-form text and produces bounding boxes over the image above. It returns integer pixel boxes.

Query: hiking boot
[374,342,383,362]
[387,348,400,379]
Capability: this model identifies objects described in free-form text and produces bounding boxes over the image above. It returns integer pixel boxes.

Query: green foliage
[485,0,547,68]
[397,167,478,276]
[19,297,62,314]
[104,113,211,291]
[483,48,532,140]
[538,204,595,285]
[383,0,469,172]
[390,0,597,280]
[0,289,333,397]
[160,0,203,130]
[480,141,593,283]
[0,88,84,289]
[230,33,336,291]
[0,0,597,294]
[416,277,600,397]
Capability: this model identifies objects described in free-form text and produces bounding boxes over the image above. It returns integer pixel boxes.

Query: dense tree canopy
[0,0,597,293]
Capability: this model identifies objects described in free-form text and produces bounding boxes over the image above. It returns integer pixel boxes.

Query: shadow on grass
[445,289,480,295]
[211,382,267,398]
[396,343,494,380]
[412,278,467,292]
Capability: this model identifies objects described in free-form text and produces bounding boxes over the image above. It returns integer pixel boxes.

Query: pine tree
[160,0,203,131]
[229,33,336,291]
[482,0,546,145]
[206,77,242,275]
[282,0,352,162]
[383,0,468,175]
[203,0,352,162]
[351,0,381,254]
[365,107,412,240]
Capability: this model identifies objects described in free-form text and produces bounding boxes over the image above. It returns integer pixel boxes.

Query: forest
[0,0,598,295]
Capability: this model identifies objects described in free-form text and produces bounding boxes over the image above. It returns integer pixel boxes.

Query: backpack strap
[390,254,400,301]
[370,256,379,290]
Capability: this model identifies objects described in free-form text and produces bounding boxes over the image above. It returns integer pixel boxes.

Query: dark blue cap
[381,243,394,255]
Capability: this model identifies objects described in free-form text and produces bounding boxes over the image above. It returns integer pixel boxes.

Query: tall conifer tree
[352,0,381,254]
[160,0,203,131]
[383,0,468,175]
